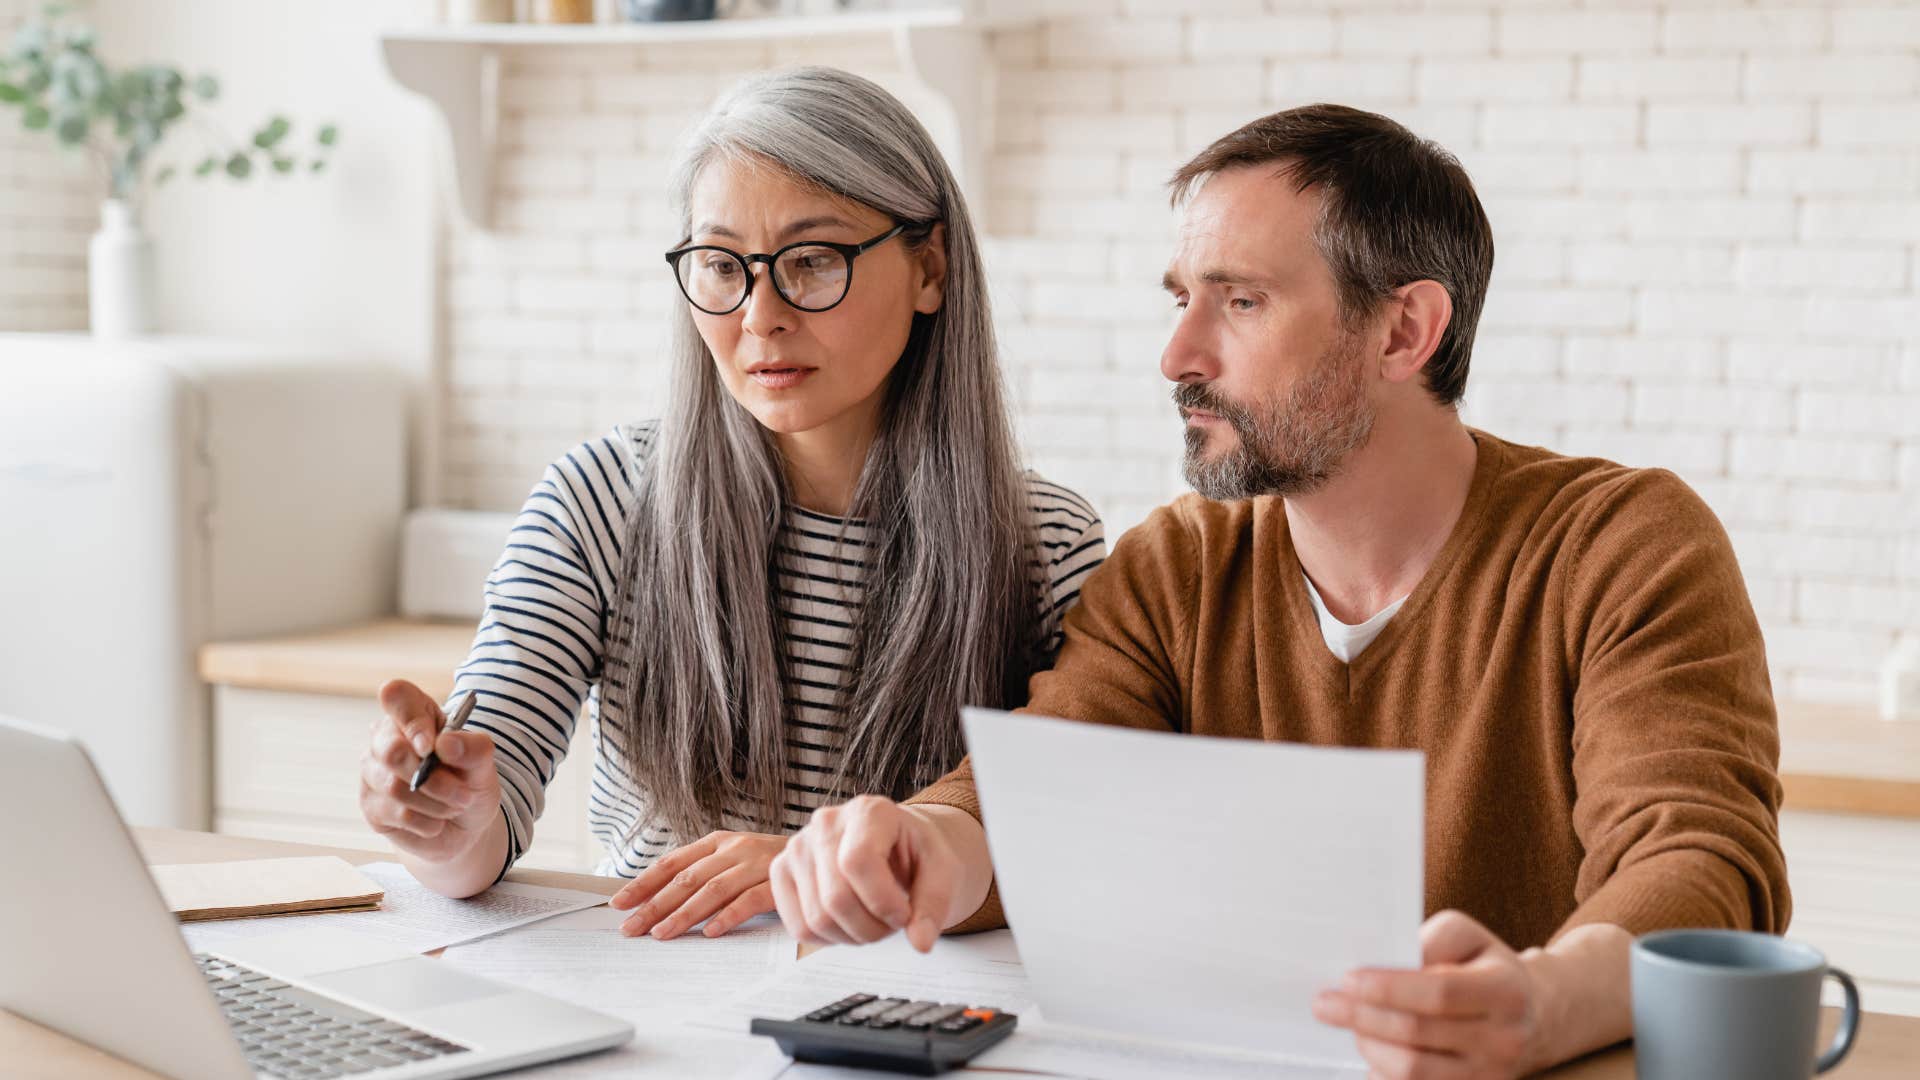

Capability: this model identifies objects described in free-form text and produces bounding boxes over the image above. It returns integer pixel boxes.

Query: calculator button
[837,997,908,1025]
[936,1016,983,1033]
[903,1004,968,1029]
[963,1008,999,1022]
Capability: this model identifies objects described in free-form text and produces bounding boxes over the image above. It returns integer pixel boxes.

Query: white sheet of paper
[962,708,1424,1069]
[973,1017,1366,1079]
[180,861,609,955]
[439,909,795,1029]
[697,929,1034,1036]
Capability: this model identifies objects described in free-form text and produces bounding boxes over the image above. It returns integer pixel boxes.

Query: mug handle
[1815,966,1862,1074]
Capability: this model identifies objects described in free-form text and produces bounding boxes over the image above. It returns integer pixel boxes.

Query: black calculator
[749,992,1018,1075]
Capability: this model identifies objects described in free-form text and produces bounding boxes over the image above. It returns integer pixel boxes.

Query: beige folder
[150,856,385,922]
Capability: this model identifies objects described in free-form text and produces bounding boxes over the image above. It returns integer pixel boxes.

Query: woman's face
[680,157,947,441]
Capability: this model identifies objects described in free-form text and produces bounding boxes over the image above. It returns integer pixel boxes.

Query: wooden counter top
[1779,701,1920,819]
[197,617,474,702]
[198,621,1920,819]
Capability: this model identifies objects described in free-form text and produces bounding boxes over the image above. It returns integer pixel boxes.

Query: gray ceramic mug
[1632,929,1861,1080]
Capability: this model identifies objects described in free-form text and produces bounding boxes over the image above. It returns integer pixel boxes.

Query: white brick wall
[437,0,1920,708]
[0,0,96,332]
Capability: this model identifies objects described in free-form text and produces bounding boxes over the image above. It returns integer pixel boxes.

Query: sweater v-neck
[1275,429,1505,695]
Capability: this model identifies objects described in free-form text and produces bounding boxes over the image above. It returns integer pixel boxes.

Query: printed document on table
[180,861,609,955]
[440,908,796,1029]
[962,707,1424,1070]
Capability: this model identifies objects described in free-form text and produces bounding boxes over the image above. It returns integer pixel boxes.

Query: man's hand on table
[768,795,989,953]
[1313,910,1633,1079]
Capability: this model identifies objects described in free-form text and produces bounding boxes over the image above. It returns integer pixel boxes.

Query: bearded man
[765,104,1791,1080]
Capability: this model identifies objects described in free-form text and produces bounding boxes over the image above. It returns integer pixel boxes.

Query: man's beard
[1174,333,1376,500]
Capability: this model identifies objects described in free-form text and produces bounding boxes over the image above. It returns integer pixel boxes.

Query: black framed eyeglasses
[663,223,912,316]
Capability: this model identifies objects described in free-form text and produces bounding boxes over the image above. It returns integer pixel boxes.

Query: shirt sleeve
[1553,469,1791,940]
[446,431,635,877]
[1026,477,1108,662]
[906,500,1198,931]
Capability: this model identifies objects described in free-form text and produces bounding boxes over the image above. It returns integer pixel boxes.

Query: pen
[408,691,476,793]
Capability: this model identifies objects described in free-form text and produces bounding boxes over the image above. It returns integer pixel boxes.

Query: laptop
[0,715,633,1080]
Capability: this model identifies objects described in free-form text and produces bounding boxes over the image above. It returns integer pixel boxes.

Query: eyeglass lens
[677,244,851,314]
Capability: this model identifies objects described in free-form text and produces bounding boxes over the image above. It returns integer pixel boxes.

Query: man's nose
[1161,306,1219,385]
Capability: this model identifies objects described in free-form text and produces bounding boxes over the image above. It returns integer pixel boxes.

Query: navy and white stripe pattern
[451,423,1105,878]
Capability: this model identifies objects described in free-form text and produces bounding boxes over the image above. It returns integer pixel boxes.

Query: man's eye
[1229,297,1259,311]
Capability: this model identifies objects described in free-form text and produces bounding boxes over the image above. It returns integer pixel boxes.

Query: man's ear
[1379,279,1452,386]
[912,223,949,316]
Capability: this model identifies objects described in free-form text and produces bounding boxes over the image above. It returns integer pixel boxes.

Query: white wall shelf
[379,7,1023,230]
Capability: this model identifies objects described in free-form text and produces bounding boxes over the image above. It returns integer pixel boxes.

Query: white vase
[89,198,157,338]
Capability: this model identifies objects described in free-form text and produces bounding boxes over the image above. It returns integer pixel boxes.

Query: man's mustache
[1172,382,1253,431]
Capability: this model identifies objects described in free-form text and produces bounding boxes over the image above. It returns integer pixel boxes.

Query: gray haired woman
[355,67,1104,938]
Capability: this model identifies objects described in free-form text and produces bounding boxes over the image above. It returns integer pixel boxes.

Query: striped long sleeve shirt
[450,422,1107,878]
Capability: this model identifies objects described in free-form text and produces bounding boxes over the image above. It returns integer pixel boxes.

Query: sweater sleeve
[1553,469,1790,941]
[448,429,637,878]
[906,501,1198,931]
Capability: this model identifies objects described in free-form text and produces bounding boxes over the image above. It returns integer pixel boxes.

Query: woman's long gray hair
[600,66,1042,839]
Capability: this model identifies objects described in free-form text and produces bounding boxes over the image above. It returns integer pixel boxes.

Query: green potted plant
[0,2,340,336]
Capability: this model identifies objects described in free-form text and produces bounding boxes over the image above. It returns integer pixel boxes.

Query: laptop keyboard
[196,953,470,1079]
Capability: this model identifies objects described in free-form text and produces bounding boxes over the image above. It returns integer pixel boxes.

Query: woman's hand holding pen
[359,679,503,863]
[610,831,788,940]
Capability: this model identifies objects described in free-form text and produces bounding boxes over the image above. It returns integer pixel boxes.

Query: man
[766,104,1789,1079]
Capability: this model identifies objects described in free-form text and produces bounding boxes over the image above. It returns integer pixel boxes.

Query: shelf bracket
[895,23,991,231]
[381,38,499,230]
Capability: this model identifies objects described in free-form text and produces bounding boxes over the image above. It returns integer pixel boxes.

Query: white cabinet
[1781,809,1920,1018]
[200,620,602,874]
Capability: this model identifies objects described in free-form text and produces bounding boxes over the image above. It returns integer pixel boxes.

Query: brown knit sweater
[908,430,1790,946]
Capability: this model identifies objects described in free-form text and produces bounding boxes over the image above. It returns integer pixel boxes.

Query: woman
[356,67,1104,940]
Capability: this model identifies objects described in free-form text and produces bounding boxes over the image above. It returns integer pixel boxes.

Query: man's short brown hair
[1170,104,1494,407]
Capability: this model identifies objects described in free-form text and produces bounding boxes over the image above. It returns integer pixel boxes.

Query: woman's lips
[749,367,816,390]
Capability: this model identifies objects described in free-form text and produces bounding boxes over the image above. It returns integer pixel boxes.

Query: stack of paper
[150,856,383,921]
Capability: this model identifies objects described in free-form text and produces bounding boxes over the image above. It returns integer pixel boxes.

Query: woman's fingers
[648,864,763,940]
[378,678,445,757]
[613,834,717,912]
[703,882,776,938]
[621,852,728,936]
[359,754,464,820]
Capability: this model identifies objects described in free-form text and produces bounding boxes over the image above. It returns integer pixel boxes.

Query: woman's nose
[739,263,796,339]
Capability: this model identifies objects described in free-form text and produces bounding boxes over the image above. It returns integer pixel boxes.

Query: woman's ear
[912,223,949,315]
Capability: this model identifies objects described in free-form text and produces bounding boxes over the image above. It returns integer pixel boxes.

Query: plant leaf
[316,123,336,147]
[225,152,251,179]
[192,73,217,100]
[271,156,294,174]
[22,102,48,129]
[309,159,326,173]
[194,156,217,177]
[252,115,290,149]
[54,110,85,144]
[0,82,22,103]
